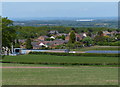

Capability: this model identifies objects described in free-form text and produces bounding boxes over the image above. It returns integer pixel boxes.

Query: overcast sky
[2,2,118,18]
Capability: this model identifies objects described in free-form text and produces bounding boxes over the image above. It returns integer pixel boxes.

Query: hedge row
[29,52,120,57]
[2,62,119,66]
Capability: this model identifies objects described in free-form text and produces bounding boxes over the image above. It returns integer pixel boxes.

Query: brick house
[103,31,111,36]
[65,33,82,41]
[37,36,48,41]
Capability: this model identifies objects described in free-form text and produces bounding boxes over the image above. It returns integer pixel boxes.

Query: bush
[29,52,119,57]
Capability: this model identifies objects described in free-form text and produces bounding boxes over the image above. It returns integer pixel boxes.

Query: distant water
[21,49,48,54]
[21,49,120,54]
[85,50,120,54]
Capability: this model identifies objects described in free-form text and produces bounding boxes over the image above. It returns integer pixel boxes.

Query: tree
[56,35,65,40]
[116,29,120,32]
[94,35,108,45]
[97,31,103,36]
[61,35,65,40]
[26,38,33,49]
[82,36,93,46]
[74,42,82,48]
[87,32,92,37]
[69,30,76,43]
[2,17,16,55]
[71,28,76,33]
[88,28,93,32]
[107,29,112,32]
[81,30,85,33]
[14,39,20,48]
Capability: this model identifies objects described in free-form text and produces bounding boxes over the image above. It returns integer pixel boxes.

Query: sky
[2,2,118,18]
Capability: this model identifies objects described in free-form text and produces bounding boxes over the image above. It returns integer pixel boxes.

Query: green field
[72,46,119,51]
[2,54,119,85]
[2,54,118,65]
[2,63,118,85]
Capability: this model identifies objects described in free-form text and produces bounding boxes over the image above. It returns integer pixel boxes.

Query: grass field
[2,63,118,85]
[72,46,119,51]
[2,54,118,65]
[2,54,119,85]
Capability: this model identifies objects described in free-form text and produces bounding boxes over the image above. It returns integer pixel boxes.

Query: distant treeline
[16,26,118,39]
[14,19,118,28]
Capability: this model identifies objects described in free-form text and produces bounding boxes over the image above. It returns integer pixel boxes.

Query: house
[57,33,67,37]
[65,33,82,41]
[18,39,26,43]
[83,33,87,37]
[37,36,49,41]
[50,36,55,39]
[76,34,82,41]
[65,35,69,41]
[18,39,27,49]
[31,42,40,49]
[52,39,67,45]
[39,42,48,47]
[79,33,87,39]
[32,41,49,49]
[103,31,111,36]
[32,39,67,49]
[111,31,120,35]
[49,30,59,34]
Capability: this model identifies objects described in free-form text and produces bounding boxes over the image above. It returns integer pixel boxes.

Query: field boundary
[29,52,120,57]
[2,62,119,66]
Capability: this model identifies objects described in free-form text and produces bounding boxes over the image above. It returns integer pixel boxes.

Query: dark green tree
[71,28,76,33]
[82,36,93,46]
[87,32,92,37]
[26,38,33,49]
[2,17,16,52]
[97,31,103,36]
[14,39,20,48]
[107,29,112,32]
[88,28,93,32]
[61,35,65,40]
[69,30,76,43]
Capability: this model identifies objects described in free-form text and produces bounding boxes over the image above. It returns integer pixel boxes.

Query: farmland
[2,54,119,85]
[2,63,118,85]
[2,54,119,65]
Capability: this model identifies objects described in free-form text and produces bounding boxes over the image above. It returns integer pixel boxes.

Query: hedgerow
[29,52,119,57]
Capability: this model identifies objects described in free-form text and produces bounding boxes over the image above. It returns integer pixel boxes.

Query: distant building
[65,35,70,41]
[57,33,67,36]
[31,42,39,49]
[49,30,59,34]
[50,36,55,39]
[103,31,111,36]
[32,39,67,49]
[37,36,49,41]
[18,39,26,43]
[76,34,82,41]
[65,33,82,41]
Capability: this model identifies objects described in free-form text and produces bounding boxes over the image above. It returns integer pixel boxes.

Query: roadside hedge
[29,52,120,57]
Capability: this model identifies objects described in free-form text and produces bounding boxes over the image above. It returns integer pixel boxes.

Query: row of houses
[18,30,120,49]
[31,40,68,49]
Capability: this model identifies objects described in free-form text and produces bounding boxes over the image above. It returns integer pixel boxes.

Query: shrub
[29,52,119,57]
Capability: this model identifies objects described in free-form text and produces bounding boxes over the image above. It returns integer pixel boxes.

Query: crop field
[2,63,118,85]
[2,54,118,65]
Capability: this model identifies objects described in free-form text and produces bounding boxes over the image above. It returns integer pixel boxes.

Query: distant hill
[12,17,118,28]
